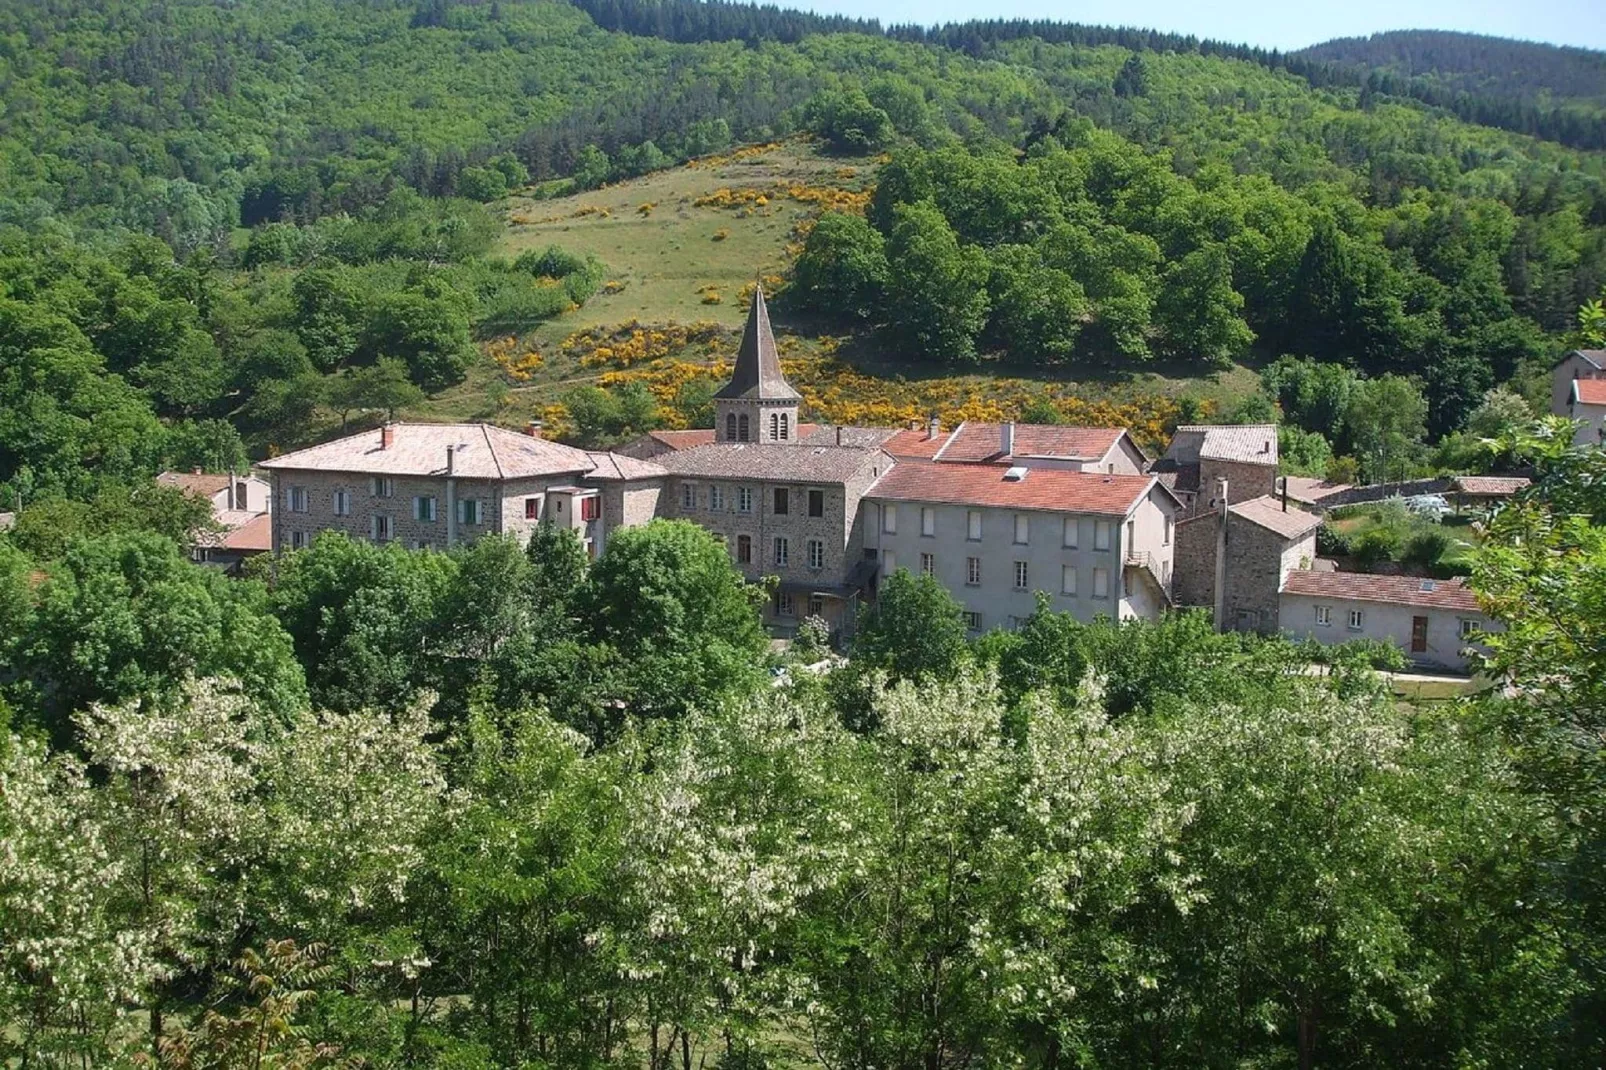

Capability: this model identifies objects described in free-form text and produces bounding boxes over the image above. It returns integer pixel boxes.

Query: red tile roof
[1230,495,1322,540]
[937,423,1127,464]
[1573,379,1606,406]
[1450,475,1530,496]
[218,512,272,552]
[867,461,1154,516]
[882,427,948,459]
[157,471,231,497]
[1280,571,1482,612]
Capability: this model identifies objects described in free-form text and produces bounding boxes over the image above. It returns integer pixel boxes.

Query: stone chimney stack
[446,445,455,476]
[1000,421,1016,457]
[927,415,940,440]
[1214,477,1229,631]
[527,420,544,439]
[380,425,396,450]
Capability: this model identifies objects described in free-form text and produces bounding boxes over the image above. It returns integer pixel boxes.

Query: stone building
[1567,378,1606,447]
[863,461,1179,632]
[1172,484,1321,634]
[1280,572,1497,672]
[259,422,663,556]
[156,469,274,573]
[1151,424,1278,516]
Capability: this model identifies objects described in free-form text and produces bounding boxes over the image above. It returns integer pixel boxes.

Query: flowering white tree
[0,738,158,1065]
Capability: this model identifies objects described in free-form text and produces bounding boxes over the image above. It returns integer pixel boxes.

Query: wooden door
[1410,616,1428,653]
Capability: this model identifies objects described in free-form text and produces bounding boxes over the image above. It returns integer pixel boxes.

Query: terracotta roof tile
[259,423,597,480]
[1230,495,1322,539]
[1573,379,1606,405]
[218,513,273,552]
[1450,475,1530,496]
[882,427,949,459]
[1282,476,1353,506]
[867,461,1154,516]
[934,422,1128,464]
[1281,570,1483,612]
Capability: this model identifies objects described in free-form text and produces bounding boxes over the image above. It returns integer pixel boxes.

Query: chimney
[527,420,544,439]
[193,466,203,475]
[1281,476,1288,512]
[226,469,236,510]
[1000,421,1015,457]
[927,415,940,440]
[446,445,455,476]
[1214,477,1229,631]
[380,425,396,450]
[836,426,843,445]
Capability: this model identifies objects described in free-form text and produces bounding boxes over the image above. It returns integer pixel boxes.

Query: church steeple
[714,282,800,443]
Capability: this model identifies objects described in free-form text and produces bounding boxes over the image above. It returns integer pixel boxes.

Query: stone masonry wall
[1172,513,1218,609]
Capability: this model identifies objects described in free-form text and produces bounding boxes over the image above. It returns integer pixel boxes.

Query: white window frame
[920,552,935,576]
[709,484,725,511]
[882,504,897,534]
[737,486,753,514]
[1062,516,1078,548]
[966,556,981,586]
[1315,605,1331,627]
[371,476,394,499]
[964,610,983,631]
[1459,618,1477,639]
[1013,560,1029,590]
[1163,515,1173,547]
[372,514,392,543]
[1348,608,1365,631]
[681,483,696,510]
[808,593,825,617]
[1013,514,1029,545]
[883,550,897,575]
[776,590,795,616]
[413,495,437,522]
[807,538,825,570]
[1061,565,1077,596]
[921,507,936,537]
[1093,567,1109,599]
[773,536,789,567]
[1095,520,1111,551]
[459,498,481,526]
[967,510,982,541]
[287,486,309,513]
[333,489,351,516]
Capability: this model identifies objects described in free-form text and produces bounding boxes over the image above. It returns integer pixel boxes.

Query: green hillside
[2,0,1606,500]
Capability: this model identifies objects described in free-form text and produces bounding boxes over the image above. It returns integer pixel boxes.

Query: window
[1411,615,1428,653]
[1093,567,1109,599]
[773,488,789,516]
[289,530,308,550]
[525,496,541,520]
[737,486,753,513]
[1126,519,1135,551]
[808,489,825,518]
[966,557,981,586]
[964,611,983,631]
[920,552,935,576]
[738,414,750,442]
[415,540,433,551]
[882,504,897,534]
[769,412,780,441]
[809,593,825,617]
[808,539,825,570]
[1315,605,1332,627]
[1459,618,1478,639]
[920,507,936,537]
[779,412,790,440]
[1347,608,1364,631]
[458,499,481,525]
[333,490,351,516]
[1061,565,1077,596]
[1095,520,1111,551]
[883,550,897,575]
[1062,516,1078,548]
[726,413,737,441]
[967,510,982,541]
[681,483,696,510]
[1013,561,1029,590]
[413,496,437,522]
[737,534,752,564]
[371,477,393,498]
[1014,514,1029,545]
[580,496,600,522]
[288,486,309,513]
[236,481,249,507]
[372,514,392,542]
[1163,516,1173,547]
[773,536,789,567]
[710,485,726,511]
[776,591,795,617]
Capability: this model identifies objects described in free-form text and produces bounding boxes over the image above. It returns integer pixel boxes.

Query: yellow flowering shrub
[486,336,544,382]
[684,142,785,169]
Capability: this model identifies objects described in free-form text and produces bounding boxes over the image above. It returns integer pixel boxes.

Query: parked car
[1402,494,1450,519]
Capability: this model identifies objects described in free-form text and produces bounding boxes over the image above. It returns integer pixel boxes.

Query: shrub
[1317,522,1352,557]
[1403,529,1452,570]
[1352,526,1404,568]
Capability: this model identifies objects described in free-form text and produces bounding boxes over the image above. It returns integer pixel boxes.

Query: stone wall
[1198,458,1277,507]
[1172,512,1218,610]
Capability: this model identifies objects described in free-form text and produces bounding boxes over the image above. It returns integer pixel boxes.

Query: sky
[793,0,1606,52]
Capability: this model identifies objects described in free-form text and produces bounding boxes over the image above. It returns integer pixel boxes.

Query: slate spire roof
[714,283,801,401]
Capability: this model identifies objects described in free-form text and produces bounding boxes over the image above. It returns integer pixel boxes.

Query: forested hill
[1297,31,1606,109]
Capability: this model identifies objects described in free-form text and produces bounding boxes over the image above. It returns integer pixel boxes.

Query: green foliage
[561,382,660,448]
[326,358,426,427]
[853,568,970,684]
[362,288,477,392]
[791,211,889,320]
[7,483,216,561]
[884,201,991,363]
[804,87,895,152]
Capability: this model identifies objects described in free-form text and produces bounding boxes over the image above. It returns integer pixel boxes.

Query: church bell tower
[714,282,801,443]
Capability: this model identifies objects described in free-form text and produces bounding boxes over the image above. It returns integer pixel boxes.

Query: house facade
[1151,424,1279,516]
[1279,572,1497,673]
[862,461,1178,632]
[1173,487,1321,634]
[1568,378,1606,447]
[1552,349,1606,419]
[157,469,274,573]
